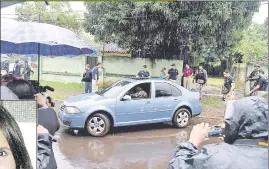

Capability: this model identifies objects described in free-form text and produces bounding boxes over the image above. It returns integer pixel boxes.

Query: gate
[86,56,98,68]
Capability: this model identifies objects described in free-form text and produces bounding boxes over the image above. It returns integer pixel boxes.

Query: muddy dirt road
[52,101,224,169]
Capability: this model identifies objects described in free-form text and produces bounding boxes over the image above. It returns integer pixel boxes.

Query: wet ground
[53,102,224,169]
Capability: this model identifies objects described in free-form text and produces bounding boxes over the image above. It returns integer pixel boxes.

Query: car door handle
[174,99,178,101]
[146,101,151,104]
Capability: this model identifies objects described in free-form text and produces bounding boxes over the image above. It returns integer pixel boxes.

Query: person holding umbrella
[1,20,97,84]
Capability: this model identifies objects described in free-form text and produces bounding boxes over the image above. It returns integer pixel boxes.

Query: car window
[97,80,131,98]
[155,82,181,98]
[126,82,151,100]
[171,85,182,96]
[155,83,172,97]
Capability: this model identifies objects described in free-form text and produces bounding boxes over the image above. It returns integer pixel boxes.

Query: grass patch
[207,77,223,86]
[201,96,222,108]
[39,80,111,100]
[40,81,83,100]
[41,81,82,92]
[207,77,245,90]
[235,80,244,89]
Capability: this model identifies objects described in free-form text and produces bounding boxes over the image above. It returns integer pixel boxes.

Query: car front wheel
[86,113,111,137]
[173,108,191,128]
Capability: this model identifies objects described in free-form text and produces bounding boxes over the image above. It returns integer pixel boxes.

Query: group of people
[221,64,268,102]
[246,64,268,97]
[137,63,208,91]
[4,60,34,80]
[81,62,101,93]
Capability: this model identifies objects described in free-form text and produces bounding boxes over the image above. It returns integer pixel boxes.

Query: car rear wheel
[86,113,111,137]
[173,108,191,128]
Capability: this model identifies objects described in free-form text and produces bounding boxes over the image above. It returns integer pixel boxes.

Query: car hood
[64,93,107,107]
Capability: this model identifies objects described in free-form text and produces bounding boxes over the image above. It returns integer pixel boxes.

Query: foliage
[232,19,268,63]
[84,1,260,61]
[201,96,221,108]
[15,2,83,34]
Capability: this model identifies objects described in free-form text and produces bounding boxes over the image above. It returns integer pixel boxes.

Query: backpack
[196,70,205,80]
[82,70,92,82]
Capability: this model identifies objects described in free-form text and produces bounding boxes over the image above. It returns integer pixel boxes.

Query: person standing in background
[92,62,101,93]
[81,64,92,93]
[23,61,31,81]
[198,66,208,83]
[183,64,193,90]
[249,70,268,97]
[137,65,150,78]
[246,64,263,91]
[13,60,21,77]
[160,67,169,80]
[168,63,179,83]
[193,67,207,92]
[222,70,235,103]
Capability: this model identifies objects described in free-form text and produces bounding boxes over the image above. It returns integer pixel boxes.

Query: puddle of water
[54,119,223,169]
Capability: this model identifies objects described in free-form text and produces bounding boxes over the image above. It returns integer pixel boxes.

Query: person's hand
[34,93,46,107]
[218,137,224,141]
[37,125,49,134]
[188,122,209,148]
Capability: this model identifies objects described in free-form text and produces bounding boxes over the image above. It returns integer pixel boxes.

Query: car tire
[173,108,191,128]
[86,113,111,137]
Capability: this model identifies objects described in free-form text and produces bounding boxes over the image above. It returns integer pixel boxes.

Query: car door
[115,82,154,125]
[151,82,183,119]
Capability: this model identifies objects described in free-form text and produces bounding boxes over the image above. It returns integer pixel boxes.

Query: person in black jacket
[36,94,60,169]
[249,70,268,97]
[37,125,54,169]
[168,96,268,169]
[82,64,92,93]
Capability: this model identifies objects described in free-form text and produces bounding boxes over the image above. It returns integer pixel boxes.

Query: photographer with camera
[6,79,35,99]
[4,79,59,169]
[35,93,59,169]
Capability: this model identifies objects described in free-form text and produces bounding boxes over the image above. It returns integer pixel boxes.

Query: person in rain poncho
[168,96,268,169]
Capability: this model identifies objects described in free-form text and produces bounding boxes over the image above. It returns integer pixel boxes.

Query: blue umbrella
[1,20,97,82]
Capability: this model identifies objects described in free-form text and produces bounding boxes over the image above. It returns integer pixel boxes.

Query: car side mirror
[121,95,131,101]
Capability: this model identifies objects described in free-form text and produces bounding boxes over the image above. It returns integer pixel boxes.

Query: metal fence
[0,100,37,123]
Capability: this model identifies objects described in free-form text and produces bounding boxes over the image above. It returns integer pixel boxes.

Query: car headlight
[65,106,81,114]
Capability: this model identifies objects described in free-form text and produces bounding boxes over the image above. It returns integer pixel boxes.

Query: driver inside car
[130,86,148,99]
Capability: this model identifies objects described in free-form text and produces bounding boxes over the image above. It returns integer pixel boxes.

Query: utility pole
[37,14,41,83]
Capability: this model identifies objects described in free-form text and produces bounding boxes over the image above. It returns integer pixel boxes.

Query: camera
[28,80,54,94]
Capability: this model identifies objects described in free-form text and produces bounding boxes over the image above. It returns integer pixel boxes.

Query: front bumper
[59,110,86,129]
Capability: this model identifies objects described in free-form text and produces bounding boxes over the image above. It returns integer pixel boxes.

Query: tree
[15,2,83,34]
[84,1,260,62]
[232,21,268,63]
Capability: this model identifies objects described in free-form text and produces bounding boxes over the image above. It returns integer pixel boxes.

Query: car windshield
[96,80,131,98]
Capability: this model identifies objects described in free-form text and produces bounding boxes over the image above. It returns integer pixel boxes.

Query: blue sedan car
[59,78,202,137]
